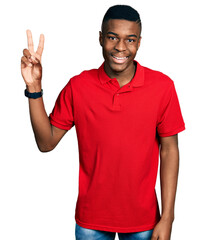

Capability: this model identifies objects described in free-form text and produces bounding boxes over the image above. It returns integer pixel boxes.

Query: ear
[99,31,103,47]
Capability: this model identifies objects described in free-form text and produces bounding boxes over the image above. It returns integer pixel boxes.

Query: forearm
[28,94,54,152]
[159,146,179,222]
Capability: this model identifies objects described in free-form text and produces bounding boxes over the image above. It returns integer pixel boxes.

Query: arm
[28,96,67,152]
[21,30,67,152]
[151,134,179,240]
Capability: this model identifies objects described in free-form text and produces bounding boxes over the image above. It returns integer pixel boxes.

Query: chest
[73,82,159,132]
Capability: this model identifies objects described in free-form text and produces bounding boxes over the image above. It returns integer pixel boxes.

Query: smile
[111,54,129,64]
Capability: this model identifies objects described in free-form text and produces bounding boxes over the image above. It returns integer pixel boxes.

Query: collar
[98,60,144,88]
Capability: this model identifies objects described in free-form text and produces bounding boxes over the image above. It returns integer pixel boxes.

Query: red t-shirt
[49,61,185,233]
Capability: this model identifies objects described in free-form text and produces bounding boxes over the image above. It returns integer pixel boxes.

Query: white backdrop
[0,0,205,239]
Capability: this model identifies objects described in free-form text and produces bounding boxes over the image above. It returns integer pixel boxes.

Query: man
[21,5,185,240]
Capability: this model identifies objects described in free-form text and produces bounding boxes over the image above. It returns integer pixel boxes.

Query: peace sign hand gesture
[21,30,45,92]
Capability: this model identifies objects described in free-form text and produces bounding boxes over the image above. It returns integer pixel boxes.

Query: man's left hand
[151,218,173,240]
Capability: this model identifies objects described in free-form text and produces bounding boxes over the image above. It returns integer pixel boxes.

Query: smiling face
[99,19,141,78]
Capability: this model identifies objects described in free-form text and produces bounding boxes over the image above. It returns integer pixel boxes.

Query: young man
[21,5,185,240]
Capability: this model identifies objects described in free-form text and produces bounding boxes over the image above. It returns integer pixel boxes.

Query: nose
[114,39,126,52]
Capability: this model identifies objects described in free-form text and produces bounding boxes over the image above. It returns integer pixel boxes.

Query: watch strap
[25,89,43,99]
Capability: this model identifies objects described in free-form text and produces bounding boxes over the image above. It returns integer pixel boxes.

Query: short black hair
[101,5,142,34]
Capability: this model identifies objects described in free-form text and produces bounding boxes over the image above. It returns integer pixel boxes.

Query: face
[99,19,141,76]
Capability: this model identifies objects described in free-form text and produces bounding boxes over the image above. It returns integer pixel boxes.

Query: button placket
[112,84,133,111]
[112,92,121,111]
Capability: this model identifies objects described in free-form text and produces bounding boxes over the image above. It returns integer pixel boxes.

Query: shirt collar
[98,60,144,88]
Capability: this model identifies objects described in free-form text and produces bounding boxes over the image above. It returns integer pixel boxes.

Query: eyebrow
[107,31,138,38]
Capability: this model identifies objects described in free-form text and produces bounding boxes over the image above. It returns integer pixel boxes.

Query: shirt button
[117,94,119,96]
[128,85,131,88]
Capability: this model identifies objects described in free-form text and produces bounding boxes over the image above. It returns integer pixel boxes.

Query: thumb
[32,62,42,80]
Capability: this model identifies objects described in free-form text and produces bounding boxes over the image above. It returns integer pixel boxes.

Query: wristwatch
[24,89,43,99]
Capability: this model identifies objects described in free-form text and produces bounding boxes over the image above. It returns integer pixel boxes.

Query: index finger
[26,29,34,53]
[36,33,45,57]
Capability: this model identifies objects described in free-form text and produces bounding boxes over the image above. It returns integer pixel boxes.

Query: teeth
[113,56,127,60]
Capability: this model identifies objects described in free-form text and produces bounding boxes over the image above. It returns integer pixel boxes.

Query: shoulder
[69,68,99,87]
[59,67,99,96]
[142,64,174,89]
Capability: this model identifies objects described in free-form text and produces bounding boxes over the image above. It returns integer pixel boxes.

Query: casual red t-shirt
[49,61,185,233]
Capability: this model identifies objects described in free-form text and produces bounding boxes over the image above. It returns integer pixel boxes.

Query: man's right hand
[21,30,45,92]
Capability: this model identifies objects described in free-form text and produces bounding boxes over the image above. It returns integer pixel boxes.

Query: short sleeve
[49,80,74,130]
[157,81,185,137]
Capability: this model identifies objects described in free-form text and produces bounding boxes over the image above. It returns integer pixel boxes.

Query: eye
[108,36,117,41]
[127,39,135,43]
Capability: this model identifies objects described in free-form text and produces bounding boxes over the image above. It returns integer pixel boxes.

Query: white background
[0,0,205,239]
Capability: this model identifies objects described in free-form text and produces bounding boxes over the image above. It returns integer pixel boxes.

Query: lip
[111,54,129,64]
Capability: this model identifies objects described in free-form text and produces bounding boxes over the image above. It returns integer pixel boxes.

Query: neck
[104,62,136,83]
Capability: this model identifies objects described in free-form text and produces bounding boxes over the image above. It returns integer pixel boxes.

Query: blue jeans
[75,223,153,240]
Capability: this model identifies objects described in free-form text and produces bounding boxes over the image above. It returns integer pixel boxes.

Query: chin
[110,64,127,73]
[108,60,133,73]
